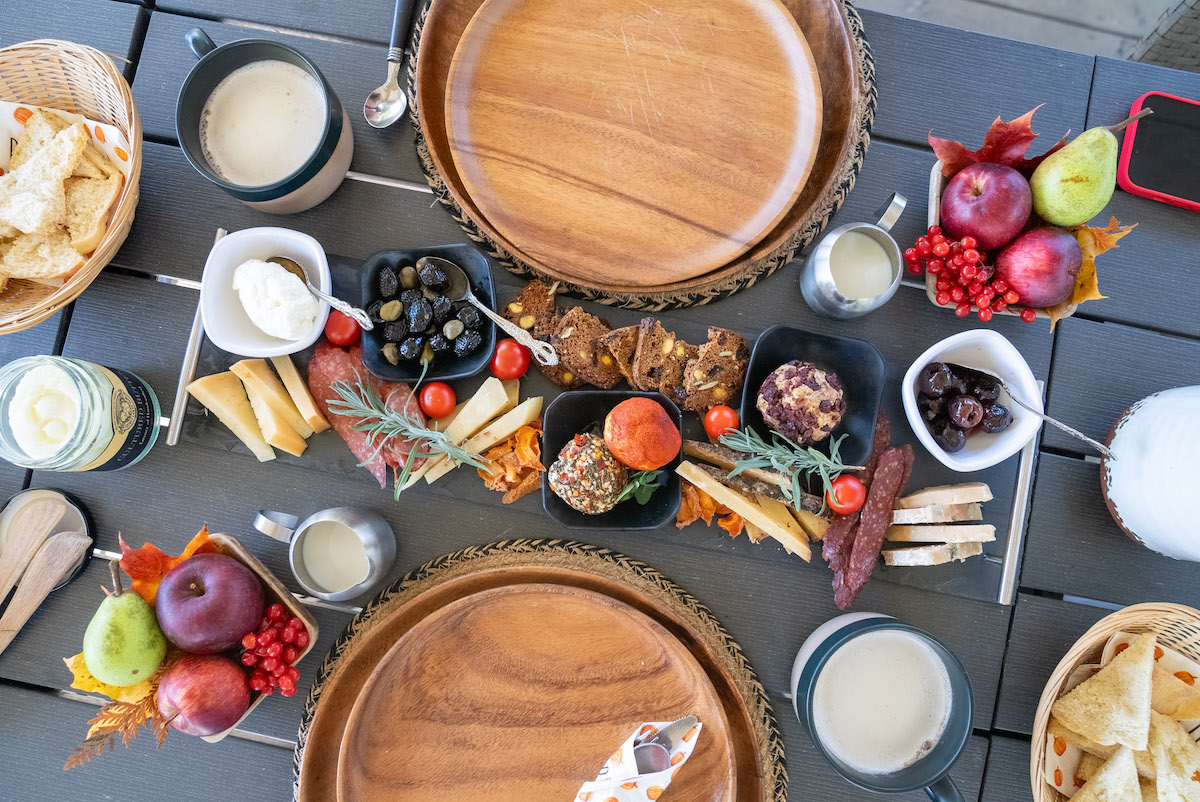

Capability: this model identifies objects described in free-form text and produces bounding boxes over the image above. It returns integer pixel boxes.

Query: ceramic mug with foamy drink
[791,613,973,800]
[176,29,354,214]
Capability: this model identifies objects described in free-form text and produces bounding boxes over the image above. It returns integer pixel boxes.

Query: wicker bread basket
[1030,602,1200,801]
[0,39,141,335]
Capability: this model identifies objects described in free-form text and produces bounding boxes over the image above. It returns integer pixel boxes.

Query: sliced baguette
[11,109,114,179]
[895,482,992,509]
[882,542,983,566]
[891,502,983,525]
[0,123,88,235]
[0,230,84,282]
[64,172,121,254]
[885,524,996,543]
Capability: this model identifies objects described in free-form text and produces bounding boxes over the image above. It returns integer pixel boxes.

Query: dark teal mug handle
[186,28,216,59]
[925,775,964,802]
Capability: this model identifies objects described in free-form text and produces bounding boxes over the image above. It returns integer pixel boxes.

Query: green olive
[442,319,465,340]
[382,343,400,365]
[399,265,419,290]
[420,342,435,365]
[380,300,403,321]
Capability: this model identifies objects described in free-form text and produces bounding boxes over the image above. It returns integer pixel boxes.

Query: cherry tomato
[490,339,530,380]
[826,475,866,515]
[323,310,360,347]
[703,405,740,440]
[419,382,456,420]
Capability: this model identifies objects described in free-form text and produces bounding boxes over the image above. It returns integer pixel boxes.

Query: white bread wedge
[11,109,114,179]
[1147,710,1200,800]
[1053,633,1156,752]
[891,502,983,525]
[895,482,992,509]
[1076,752,1157,802]
[1152,666,1200,717]
[886,524,996,543]
[64,172,121,254]
[0,123,88,235]
[0,230,84,282]
[882,542,982,566]
[1072,747,1142,802]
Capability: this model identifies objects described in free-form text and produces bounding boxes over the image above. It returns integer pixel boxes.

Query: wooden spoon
[0,499,66,603]
[0,531,92,656]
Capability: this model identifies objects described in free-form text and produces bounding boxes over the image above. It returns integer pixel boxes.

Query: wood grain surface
[338,583,733,801]
[444,0,821,287]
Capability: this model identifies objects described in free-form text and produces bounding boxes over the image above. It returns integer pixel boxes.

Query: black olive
[980,402,1013,433]
[400,289,423,308]
[453,329,483,357]
[456,306,482,330]
[405,298,432,333]
[918,396,945,423]
[377,266,399,299]
[398,336,425,361]
[431,294,455,326]
[948,395,984,429]
[383,320,408,342]
[970,377,1001,403]
[428,333,451,354]
[933,422,967,453]
[399,264,419,290]
[367,300,384,325]
[918,362,953,397]
[418,262,450,292]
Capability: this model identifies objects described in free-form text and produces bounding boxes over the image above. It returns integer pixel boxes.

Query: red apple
[156,553,263,654]
[940,162,1032,251]
[157,655,250,737]
[994,226,1083,308]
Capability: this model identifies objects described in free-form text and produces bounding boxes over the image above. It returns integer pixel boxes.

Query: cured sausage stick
[835,444,914,610]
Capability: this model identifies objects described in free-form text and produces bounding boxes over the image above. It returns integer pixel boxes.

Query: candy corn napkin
[1,101,133,178]
[576,720,703,801]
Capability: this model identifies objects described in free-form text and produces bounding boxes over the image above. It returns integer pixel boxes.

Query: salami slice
[822,412,891,573]
[835,444,914,610]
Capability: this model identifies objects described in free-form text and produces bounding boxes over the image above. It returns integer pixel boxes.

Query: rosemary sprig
[616,469,664,506]
[718,427,863,509]
[325,378,488,498]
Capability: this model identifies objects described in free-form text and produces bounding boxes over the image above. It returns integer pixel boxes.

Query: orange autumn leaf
[63,652,154,704]
[929,105,1068,178]
[1046,217,1135,329]
[118,525,217,605]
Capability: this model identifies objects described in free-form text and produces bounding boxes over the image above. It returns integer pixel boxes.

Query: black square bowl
[542,390,682,531]
[359,244,497,382]
[740,324,886,468]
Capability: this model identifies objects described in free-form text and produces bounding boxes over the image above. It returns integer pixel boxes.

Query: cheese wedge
[433,401,467,433]
[882,542,982,566]
[187,372,275,462]
[743,521,768,543]
[425,396,544,484]
[269,355,329,433]
[791,507,829,541]
[885,524,996,543]
[891,502,983,525]
[677,462,811,561]
[502,379,520,410]
[750,492,811,560]
[245,383,307,457]
[403,377,511,487]
[895,482,992,509]
[231,359,314,438]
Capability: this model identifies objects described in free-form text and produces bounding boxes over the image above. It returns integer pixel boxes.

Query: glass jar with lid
[0,356,160,472]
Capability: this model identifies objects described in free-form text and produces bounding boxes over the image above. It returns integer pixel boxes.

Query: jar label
[73,366,158,472]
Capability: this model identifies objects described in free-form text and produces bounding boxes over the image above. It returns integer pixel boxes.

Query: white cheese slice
[186,372,275,462]
[895,482,992,510]
[791,507,829,541]
[269,355,330,434]
[402,377,512,487]
[231,359,314,438]
[749,492,811,560]
[885,524,996,543]
[677,462,811,561]
[891,502,983,525]
[245,383,308,458]
[883,542,983,566]
[425,396,544,485]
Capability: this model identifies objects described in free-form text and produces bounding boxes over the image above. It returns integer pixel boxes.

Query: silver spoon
[419,256,559,366]
[948,363,1115,460]
[269,256,374,331]
[364,0,417,128]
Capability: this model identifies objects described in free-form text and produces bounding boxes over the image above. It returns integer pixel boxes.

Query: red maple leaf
[118,525,218,605]
[929,105,1068,178]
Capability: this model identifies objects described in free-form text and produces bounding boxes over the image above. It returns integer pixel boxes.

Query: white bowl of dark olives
[902,329,1042,471]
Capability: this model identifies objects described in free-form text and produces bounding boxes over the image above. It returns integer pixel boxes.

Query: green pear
[1031,108,1152,227]
[82,560,166,687]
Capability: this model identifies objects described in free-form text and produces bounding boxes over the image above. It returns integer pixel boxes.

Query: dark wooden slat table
[2,3,1200,801]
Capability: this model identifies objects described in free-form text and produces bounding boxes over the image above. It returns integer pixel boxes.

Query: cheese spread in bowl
[232,258,318,341]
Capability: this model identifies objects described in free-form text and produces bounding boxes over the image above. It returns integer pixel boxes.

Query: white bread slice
[882,542,982,566]
[64,172,121,254]
[0,123,87,235]
[0,230,84,281]
[885,524,996,543]
[891,502,983,525]
[11,109,114,179]
[1076,752,1157,802]
[895,482,993,509]
[1147,710,1200,800]
[1152,665,1200,718]
[1050,716,1157,779]
[1072,747,1142,802]
[1053,633,1155,752]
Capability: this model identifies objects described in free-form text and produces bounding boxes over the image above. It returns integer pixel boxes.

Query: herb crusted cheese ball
[548,433,628,514]
[756,360,846,445]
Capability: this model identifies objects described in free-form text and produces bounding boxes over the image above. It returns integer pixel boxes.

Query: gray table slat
[1,681,293,800]
[1021,452,1200,607]
[994,591,1106,735]
[157,0,397,43]
[0,0,142,70]
[1086,57,1200,132]
[134,13,425,182]
[860,10,1093,150]
[1043,317,1200,454]
[981,734,1035,802]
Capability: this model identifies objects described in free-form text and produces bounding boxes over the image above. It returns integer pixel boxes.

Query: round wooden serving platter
[293,540,786,802]
[444,0,821,289]
[337,583,734,801]
[410,0,875,308]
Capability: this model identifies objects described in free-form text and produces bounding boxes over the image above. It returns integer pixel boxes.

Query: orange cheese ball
[603,397,681,471]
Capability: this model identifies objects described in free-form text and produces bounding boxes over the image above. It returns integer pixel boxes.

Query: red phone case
[1117,91,1200,213]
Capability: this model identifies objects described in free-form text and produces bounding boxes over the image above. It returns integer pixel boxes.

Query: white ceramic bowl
[902,329,1042,472]
[200,227,330,358]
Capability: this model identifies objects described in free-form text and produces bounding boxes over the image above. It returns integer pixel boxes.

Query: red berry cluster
[906,225,1037,324]
[239,603,309,697]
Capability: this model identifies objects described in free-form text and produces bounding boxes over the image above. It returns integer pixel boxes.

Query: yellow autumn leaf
[1047,217,1135,330]
[63,652,154,704]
